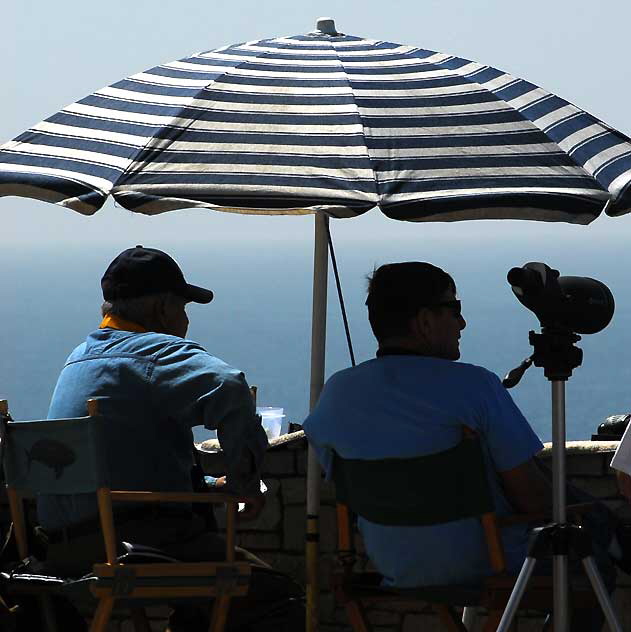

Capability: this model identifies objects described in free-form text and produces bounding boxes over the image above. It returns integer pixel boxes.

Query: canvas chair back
[333,428,495,526]
[3,413,109,496]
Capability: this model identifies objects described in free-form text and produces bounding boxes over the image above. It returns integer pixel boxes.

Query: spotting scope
[507,262,614,334]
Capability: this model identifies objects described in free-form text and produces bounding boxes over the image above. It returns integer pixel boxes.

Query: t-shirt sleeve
[302,375,340,479]
[154,340,268,496]
[476,369,544,472]
[302,415,334,480]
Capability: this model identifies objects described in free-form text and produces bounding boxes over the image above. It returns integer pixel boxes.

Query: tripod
[497,328,622,632]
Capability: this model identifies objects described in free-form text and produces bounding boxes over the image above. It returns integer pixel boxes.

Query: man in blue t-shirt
[304,261,552,587]
[304,262,623,631]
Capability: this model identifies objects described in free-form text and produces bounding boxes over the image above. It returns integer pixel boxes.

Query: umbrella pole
[306,211,329,632]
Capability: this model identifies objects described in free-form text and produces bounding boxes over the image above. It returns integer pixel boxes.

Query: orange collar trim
[99,314,147,333]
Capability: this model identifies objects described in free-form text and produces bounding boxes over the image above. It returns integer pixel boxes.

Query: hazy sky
[3,1,631,431]
[3,0,631,249]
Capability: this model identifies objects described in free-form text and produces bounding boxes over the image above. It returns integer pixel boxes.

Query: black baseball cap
[101,246,214,304]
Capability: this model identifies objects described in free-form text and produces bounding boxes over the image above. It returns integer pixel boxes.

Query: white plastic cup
[257,406,285,440]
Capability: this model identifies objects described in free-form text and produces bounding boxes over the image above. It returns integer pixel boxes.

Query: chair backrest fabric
[333,432,494,526]
[3,415,110,494]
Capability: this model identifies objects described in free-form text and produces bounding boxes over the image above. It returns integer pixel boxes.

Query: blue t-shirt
[38,327,268,530]
[303,355,543,587]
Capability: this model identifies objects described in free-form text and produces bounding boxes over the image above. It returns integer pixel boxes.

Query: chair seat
[91,560,251,600]
[334,568,599,612]
[333,570,483,607]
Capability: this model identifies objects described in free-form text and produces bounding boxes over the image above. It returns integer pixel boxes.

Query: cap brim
[185,284,214,304]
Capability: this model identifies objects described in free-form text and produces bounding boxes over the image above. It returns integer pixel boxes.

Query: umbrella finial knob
[315,17,338,35]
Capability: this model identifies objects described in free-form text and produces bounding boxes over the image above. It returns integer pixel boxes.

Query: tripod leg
[581,556,623,632]
[496,557,537,632]
[462,606,477,629]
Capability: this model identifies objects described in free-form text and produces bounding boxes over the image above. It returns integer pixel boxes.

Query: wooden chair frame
[330,428,597,632]
[1,398,253,632]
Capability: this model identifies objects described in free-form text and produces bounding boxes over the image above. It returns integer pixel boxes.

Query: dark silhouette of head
[366,262,456,344]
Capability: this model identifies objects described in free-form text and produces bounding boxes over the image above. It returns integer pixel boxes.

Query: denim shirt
[38,327,268,530]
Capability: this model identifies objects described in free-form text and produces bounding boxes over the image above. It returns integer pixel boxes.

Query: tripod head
[503,327,583,387]
[529,327,582,381]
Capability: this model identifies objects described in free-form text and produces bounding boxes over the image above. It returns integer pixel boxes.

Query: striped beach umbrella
[2,18,631,631]
[1,19,631,220]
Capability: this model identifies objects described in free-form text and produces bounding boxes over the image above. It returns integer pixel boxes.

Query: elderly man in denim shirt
[38,246,280,630]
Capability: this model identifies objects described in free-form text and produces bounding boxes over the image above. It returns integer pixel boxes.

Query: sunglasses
[423,299,462,317]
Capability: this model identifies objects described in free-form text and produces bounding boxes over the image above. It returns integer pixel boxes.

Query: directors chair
[0,398,252,632]
[330,427,596,632]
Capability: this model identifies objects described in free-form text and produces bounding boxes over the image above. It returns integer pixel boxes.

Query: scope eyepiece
[507,265,550,297]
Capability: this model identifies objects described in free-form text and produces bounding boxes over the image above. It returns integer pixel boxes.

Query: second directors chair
[0,398,252,632]
[331,426,598,632]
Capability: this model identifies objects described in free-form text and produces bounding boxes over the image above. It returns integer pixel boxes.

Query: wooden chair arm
[109,491,253,504]
[497,502,596,527]
[0,487,36,501]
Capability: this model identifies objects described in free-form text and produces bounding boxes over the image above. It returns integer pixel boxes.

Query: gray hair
[101,292,182,328]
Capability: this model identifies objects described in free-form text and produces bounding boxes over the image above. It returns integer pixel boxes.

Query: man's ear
[152,296,170,333]
[410,308,431,339]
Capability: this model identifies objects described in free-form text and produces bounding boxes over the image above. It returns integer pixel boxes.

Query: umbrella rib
[323,40,379,206]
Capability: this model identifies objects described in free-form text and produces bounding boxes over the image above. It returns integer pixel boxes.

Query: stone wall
[197,434,631,632]
[3,434,629,630]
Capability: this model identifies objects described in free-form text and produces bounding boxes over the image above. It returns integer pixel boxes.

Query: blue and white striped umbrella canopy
[2,20,631,223]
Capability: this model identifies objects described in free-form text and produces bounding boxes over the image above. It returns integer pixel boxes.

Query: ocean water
[2,228,631,444]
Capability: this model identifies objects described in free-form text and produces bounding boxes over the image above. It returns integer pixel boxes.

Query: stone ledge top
[197,430,305,453]
[198,435,617,456]
[540,440,619,456]
[269,430,306,448]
